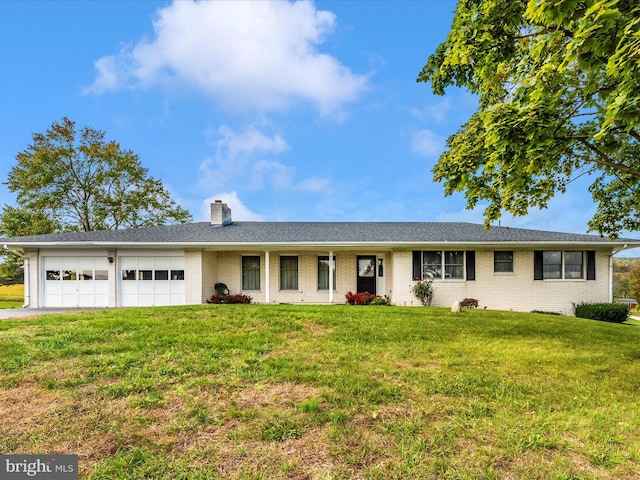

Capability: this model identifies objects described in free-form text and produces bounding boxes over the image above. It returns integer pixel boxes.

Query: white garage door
[43,256,109,307]
[119,256,185,307]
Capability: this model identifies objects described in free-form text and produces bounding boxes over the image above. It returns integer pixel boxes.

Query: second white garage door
[119,256,185,307]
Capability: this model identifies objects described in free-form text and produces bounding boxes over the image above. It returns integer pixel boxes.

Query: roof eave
[5,239,639,251]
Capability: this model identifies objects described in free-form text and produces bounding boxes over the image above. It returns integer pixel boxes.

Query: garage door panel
[154,257,171,269]
[154,282,170,294]
[118,256,185,307]
[121,294,138,307]
[43,256,109,308]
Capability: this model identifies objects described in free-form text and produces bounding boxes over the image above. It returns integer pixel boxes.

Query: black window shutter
[412,251,421,280]
[534,251,543,280]
[466,251,476,281]
[586,251,596,280]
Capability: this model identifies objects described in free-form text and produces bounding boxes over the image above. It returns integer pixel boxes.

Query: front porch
[185,249,394,305]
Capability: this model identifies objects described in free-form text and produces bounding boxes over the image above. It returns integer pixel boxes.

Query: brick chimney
[210,200,232,227]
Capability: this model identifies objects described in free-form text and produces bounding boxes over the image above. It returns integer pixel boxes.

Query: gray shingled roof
[2,221,638,247]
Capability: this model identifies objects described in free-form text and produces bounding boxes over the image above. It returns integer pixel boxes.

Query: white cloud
[198,125,289,190]
[295,176,331,193]
[410,98,452,123]
[412,129,445,157]
[86,0,368,116]
[216,125,289,158]
[198,124,330,194]
[200,192,264,222]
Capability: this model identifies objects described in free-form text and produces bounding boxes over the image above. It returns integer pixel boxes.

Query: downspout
[4,245,29,308]
[22,257,29,308]
[609,254,614,303]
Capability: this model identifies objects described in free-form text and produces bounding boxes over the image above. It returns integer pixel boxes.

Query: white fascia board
[4,240,639,251]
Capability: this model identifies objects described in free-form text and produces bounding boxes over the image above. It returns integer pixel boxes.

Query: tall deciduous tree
[6,117,192,232]
[418,0,639,238]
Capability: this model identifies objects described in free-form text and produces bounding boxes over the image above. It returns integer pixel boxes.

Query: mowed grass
[0,284,23,308]
[1,305,640,479]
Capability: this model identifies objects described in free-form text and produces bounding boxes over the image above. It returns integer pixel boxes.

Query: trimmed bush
[206,293,253,304]
[573,302,629,323]
[370,296,391,306]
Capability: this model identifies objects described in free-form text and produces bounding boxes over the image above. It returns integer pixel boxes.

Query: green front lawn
[1,305,639,479]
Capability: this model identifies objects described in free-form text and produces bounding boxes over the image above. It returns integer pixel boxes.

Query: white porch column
[329,251,334,303]
[265,251,270,304]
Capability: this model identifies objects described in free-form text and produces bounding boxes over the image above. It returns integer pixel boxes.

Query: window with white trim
[318,256,336,290]
[417,251,465,279]
[242,256,261,290]
[494,251,514,273]
[280,256,298,290]
[536,251,585,280]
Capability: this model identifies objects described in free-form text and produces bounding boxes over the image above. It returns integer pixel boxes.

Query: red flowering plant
[206,293,253,304]
[345,291,391,305]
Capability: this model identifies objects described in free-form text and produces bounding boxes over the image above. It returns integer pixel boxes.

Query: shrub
[345,291,376,305]
[345,291,391,305]
[460,298,478,308]
[573,302,629,323]
[411,279,434,306]
[206,293,253,304]
[370,296,391,306]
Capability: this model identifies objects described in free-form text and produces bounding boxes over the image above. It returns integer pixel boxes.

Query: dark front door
[357,256,376,294]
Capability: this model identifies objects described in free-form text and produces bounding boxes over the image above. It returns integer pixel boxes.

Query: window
[543,251,562,279]
[95,270,108,281]
[171,270,185,280]
[140,270,153,281]
[444,251,464,278]
[155,270,169,281]
[46,270,60,281]
[494,251,514,273]
[123,270,137,280]
[242,256,261,290]
[416,251,464,279]
[62,270,76,281]
[318,256,336,290]
[280,256,298,290]
[564,251,583,279]
[423,251,442,279]
[80,270,94,281]
[535,251,586,280]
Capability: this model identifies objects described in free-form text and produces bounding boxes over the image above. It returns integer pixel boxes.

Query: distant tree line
[613,258,640,302]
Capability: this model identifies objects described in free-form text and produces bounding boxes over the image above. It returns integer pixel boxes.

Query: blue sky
[1,0,638,255]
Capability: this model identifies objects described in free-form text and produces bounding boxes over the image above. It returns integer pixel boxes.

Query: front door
[357,255,376,294]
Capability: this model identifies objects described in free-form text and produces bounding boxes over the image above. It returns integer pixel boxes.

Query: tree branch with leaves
[418,0,640,237]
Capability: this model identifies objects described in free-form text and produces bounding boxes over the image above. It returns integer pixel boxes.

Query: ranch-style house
[2,201,639,315]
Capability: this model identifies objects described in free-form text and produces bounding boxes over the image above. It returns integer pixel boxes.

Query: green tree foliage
[628,263,640,301]
[6,117,191,232]
[418,0,640,238]
[0,206,60,281]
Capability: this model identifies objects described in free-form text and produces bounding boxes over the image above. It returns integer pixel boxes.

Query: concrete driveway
[0,308,102,320]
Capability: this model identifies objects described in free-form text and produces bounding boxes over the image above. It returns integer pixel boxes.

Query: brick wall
[184,250,203,305]
[392,249,612,315]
